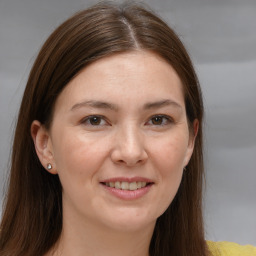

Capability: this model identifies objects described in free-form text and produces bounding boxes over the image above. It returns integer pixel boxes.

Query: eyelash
[146,115,174,126]
[80,114,174,127]
[80,115,109,126]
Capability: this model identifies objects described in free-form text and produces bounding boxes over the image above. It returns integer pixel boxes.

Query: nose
[110,125,148,167]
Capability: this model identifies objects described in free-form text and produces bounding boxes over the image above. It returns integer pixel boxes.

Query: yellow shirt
[207,241,256,255]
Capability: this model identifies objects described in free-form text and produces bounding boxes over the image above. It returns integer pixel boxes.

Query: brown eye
[147,115,173,126]
[151,116,164,125]
[81,115,107,126]
[89,116,101,125]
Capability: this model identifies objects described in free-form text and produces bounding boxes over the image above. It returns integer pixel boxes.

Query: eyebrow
[143,99,182,110]
[70,99,182,111]
[70,100,118,111]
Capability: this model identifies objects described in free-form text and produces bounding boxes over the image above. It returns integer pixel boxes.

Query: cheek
[157,138,184,191]
[152,133,188,175]
[51,130,109,185]
[149,134,188,214]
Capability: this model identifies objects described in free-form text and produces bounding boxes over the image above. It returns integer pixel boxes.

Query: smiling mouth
[101,181,152,191]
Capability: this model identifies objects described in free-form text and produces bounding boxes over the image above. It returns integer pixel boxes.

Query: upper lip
[100,176,154,183]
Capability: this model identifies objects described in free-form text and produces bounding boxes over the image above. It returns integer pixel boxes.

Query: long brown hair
[0,2,209,255]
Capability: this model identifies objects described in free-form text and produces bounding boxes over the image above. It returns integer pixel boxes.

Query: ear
[183,119,199,167]
[31,120,57,174]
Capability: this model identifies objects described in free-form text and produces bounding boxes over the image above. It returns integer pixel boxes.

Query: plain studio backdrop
[0,0,255,246]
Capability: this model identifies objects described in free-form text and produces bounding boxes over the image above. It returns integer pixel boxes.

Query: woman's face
[36,51,197,232]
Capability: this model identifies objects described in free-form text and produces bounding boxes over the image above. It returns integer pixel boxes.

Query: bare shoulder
[207,241,256,256]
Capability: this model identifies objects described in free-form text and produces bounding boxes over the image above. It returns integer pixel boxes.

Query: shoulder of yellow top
[207,240,256,256]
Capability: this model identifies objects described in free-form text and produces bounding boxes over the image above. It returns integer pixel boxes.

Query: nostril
[110,141,148,166]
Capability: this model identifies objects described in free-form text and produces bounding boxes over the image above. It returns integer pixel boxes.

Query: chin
[97,207,158,232]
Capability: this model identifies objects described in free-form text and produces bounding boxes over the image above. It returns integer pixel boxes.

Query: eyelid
[146,114,174,126]
[79,114,174,127]
[80,115,110,126]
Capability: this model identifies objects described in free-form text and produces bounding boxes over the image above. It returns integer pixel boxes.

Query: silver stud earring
[47,163,52,170]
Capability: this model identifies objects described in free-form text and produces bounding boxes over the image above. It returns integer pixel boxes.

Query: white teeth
[129,182,137,191]
[115,181,121,189]
[121,181,129,190]
[105,181,149,190]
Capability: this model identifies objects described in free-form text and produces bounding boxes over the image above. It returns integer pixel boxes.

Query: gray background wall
[0,0,255,245]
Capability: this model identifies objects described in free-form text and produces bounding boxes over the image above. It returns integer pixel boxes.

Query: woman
[0,2,255,256]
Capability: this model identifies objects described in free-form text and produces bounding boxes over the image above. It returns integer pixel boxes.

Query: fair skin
[31,51,198,256]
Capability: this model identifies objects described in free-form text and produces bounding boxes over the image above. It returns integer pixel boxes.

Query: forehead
[55,51,185,111]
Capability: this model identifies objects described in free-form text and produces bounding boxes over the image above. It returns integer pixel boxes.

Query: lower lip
[101,183,153,200]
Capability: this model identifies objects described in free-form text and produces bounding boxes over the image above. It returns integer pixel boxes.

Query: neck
[48,210,155,256]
